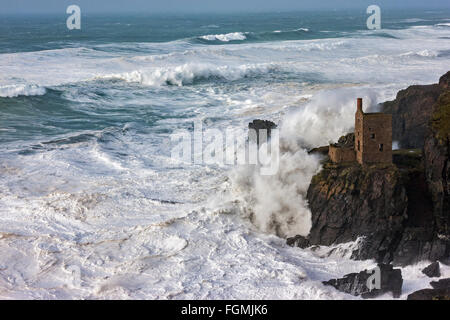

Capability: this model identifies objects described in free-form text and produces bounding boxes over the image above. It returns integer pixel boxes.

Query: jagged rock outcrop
[424,90,450,238]
[422,262,441,278]
[407,288,450,300]
[288,71,450,266]
[289,155,440,265]
[323,264,403,298]
[431,278,450,289]
[305,163,408,263]
[390,88,450,264]
[381,71,450,149]
[407,278,450,300]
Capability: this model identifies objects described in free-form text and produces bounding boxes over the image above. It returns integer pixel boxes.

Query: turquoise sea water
[1,9,450,144]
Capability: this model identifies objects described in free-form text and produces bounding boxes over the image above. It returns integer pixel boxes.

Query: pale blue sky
[1,0,449,14]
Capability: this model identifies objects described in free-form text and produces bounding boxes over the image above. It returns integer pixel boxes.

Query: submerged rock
[422,261,441,278]
[286,235,310,248]
[322,264,403,299]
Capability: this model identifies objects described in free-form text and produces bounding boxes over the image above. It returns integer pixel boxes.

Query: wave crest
[100,62,278,86]
[0,84,46,98]
[199,32,247,42]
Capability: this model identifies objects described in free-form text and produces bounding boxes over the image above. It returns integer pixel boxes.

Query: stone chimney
[357,98,363,113]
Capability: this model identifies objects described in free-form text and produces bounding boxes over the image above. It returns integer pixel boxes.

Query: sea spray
[229,88,384,238]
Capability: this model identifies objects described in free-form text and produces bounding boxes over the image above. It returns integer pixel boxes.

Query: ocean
[0,9,449,299]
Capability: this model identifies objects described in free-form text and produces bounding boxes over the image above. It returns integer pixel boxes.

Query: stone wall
[355,109,392,165]
[329,145,356,163]
[361,114,393,164]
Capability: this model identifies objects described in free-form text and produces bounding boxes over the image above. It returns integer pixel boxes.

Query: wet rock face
[291,146,449,266]
[422,262,441,278]
[381,72,450,149]
[303,163,409,264]
[424,91,450,237]
[381,72,449,149]
[382,84,441,149]
[323,264,403,299]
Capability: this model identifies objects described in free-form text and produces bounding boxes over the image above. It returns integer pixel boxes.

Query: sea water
[0,9,449,299]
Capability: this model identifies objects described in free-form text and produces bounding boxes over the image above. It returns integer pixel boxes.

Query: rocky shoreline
[275,71,449,298]
[287,71,449,263]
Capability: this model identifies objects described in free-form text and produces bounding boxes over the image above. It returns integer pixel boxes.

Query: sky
[1,0,450,14]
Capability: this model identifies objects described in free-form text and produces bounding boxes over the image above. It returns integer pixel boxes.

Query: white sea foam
[392,141,400,150]
[400,49,438,58]
[400,18,427,23]
[199,32,247,42]
[0,24,448,92]
[99,62,279,86]
[0,84,46,98]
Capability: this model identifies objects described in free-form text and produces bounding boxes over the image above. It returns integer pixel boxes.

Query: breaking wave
[199,32,248,42]
[98,62,280,86]
[196,28,312,44]
[0,84,46,98]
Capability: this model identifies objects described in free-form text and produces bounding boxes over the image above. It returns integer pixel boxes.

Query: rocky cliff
[288,72,450,266]
[381,72,449,149]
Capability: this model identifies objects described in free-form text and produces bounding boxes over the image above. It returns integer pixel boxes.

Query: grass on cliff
[431,91,450,143]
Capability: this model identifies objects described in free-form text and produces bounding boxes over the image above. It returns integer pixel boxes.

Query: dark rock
[381,75,448,149]
[248,119,277,146]
[407,288,450,300]
[439,71,450,89]
[424,91,450,238]
[430,278,450,290]
[303,163,409,264]
[248,119,277,131]
[298,152,448,266]
[441,257,450,266]
[323,264,403,298]
[286,235,310,248]
[422,261,441,278]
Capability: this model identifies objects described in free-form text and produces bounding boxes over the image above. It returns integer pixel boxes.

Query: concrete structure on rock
[329,98,392,165]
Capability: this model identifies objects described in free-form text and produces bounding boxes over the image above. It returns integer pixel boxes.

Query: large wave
[98,62,280,86]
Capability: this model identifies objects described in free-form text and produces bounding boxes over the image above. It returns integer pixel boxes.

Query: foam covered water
[1,10,450,299]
